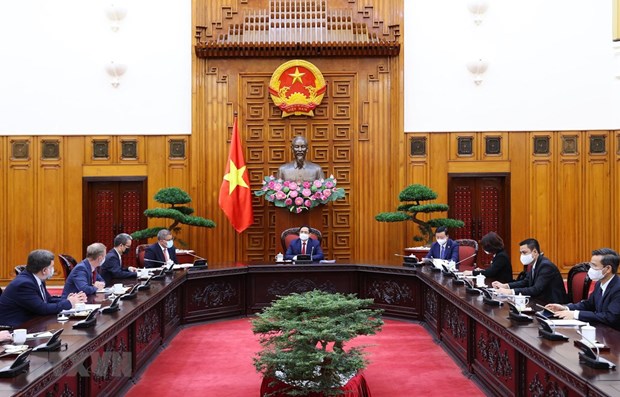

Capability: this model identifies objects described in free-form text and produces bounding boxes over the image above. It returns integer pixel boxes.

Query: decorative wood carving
[120,140,137,160]
[365,279,412,304]
[195,0,400,58]
[164,289,179,323]
[424,288,438,318]
[561,135,578,155]
[533,136,550,155]
[410,137,426,156]
[92,331,130,391]
[169,139,186,159]
[477,332,513,380]
[485,136,501,155]
[528,372,569,397]
[92,140,110,159]
[191,281,238,307]
[267,278,337,296]
[43,380,77,397]
[451,185,473,241]
[11,139,30,160]
[137,308,161,345]
[589,135,606,154]
[443,304,467,341]
[457,136,473,156]
[42,140,60,160]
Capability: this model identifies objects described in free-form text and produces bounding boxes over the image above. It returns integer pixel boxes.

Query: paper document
[319,260,336,264]
[173,263,194,269]
[60,304,101,315]
[26,331,53,339]
[547,319,587,327]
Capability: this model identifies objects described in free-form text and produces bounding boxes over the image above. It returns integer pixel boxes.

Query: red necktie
[92,270,97,285]
[302,242,306,254]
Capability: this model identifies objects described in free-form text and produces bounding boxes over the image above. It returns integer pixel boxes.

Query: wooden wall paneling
[506,133,528,273]
[7,137,35,281]
[529,132,556,263]
[65,137,85,262]
[555,132,583,270]
[584,131,611,255]
[406,133,430,249]
[450,132,476,160]
[37,137,65,280]
[0,138,6,280]
[167,137,191,244]
[614,131,620,252]
[426,133,449,239]
[481,132,508,161]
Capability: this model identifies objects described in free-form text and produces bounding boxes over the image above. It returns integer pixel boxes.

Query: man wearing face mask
[144,229,178,268]
[284,225,324,262]
[0,249,86,327]
[100,233,138,287]
[62,242,107,297]
[545,248,620,330]
[492,238,568,304]
[425,226,459,264]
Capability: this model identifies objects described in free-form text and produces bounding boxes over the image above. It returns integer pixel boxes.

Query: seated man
[0,249,86,327]
[100,233,137,287]
[546,248,620,330]
[62,243,107,298]
[492,238,568,304]
[144,229,178,268]
[425,226,459,263]
[284,225,324,262]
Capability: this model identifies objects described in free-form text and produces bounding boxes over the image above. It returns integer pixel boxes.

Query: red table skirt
[260,373,371,397]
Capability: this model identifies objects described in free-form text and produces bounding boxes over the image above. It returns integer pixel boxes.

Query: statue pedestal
[275,207,322,250]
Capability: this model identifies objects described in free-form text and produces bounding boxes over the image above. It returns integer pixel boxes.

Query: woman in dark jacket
[464,232,513,283]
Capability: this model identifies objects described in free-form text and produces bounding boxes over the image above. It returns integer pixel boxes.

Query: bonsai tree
[252,290,383,396]
[131,187,215,242]
[375,184,464,245]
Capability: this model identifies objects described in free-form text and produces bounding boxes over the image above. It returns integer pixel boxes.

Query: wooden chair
[280,227,322,253]
[454,239,478,271]
[567,262,592,303]
[14,265,26,276]
[58,254,78,279]
[135,244,150,268]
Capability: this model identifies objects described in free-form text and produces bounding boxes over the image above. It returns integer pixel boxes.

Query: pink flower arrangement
[255,174,345,212]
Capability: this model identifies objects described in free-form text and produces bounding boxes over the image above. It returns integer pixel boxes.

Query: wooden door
[83,179,147,267]
[448,175,510,267]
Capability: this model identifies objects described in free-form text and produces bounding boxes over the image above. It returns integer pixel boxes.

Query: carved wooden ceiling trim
[195,0,400,58]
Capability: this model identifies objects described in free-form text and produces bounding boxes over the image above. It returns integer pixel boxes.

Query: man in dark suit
[425,226,459,263]
[284,225,324,262]
[493,238,569,304]
[0,249,86,327]
[100,233,137,287]
[62,243,106,298]
[144,229,178,268]
[546,248,620,330]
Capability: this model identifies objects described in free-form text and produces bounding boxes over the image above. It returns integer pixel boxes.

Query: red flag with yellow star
[218,116,253,233]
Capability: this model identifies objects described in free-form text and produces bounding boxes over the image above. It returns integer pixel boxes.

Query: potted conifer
[252,290,383,396]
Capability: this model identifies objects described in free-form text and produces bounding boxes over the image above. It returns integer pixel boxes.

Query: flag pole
[233,110,239,264]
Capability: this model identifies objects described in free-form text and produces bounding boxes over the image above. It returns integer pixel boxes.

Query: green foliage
[375,184,464,245]
[130,187,215,242]
[252,290,383,396]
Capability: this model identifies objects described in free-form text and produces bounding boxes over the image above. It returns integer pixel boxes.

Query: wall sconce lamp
[105,62,127,88]
[466,59,488,85]
[106,4,127,32]
[467,0,489,26]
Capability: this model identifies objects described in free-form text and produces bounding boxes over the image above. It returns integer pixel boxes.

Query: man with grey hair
[62,242,107,298]
[277,135,325,182]
[100,233,137,286]
[0,249,86,326]
[144,229,177,268]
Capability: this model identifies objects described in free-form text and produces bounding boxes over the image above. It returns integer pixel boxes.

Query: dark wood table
[1,262,618,396]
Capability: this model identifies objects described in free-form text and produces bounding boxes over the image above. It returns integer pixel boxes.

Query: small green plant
[252,290,383,396]
[131,187,215,242]
[375,184,464,245]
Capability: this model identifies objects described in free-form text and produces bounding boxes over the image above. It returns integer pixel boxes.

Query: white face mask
[436,238,447,246]
[520,253,534,265]
[588,267,605,281]
[166,240,173,249]
[46,266,55,280]
[299,233,309,241]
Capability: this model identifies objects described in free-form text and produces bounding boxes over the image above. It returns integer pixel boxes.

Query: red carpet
[125,318,484,397]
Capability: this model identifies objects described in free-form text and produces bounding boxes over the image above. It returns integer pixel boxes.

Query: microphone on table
[144,258,173,279]
[576,329,615,369]
[310,246,314,261]
[183,251,208,268]
[144,258,166,265]
[454,252,477,268]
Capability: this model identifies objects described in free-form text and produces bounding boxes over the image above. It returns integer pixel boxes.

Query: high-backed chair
[567,262,592,303]
[136,244,149,268]
[14,265,26,276]
[280,227,322,253]
[58,254,78,279]
[454,239,478,271]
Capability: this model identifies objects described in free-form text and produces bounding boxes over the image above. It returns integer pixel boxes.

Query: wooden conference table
[1,262,619,396]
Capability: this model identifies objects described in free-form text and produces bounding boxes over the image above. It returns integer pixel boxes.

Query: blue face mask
[166,240,173,249]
